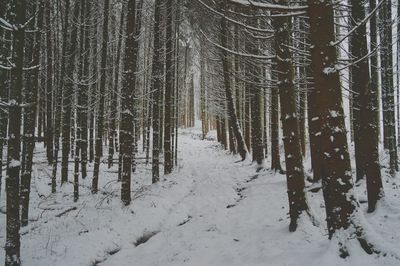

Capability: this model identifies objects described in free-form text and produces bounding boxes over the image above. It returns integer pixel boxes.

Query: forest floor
[1,124,400,266]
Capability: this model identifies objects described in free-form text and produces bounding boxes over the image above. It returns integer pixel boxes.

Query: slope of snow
[0,125,399,265]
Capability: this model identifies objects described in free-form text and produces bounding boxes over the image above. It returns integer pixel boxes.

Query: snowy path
[1,126,400,266]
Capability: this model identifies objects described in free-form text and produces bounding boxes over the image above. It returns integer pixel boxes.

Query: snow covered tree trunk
[219,0,248,161]
[45,1,53,165]
[272,2,308,231]
[0,0,10,202]
[307,0,357,238]
[62,0,79,184]
[52,0,70,190]
[174,2,181,166]
[108,8,125,169]
[270,67,282,172]
[350,0,383,212]
[164,0,175,175]
[119,0,137,205]
[21,0,44,226]
[5,0,26,263]
[92,0,110,193]
[246,16,264,165]
[80,0,91,180]
[152,0,163,183]
[380,0,398,176]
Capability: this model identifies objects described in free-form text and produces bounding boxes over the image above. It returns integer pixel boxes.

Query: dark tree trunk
[245,18,263,165]
[380,0,398,175]
[307,0,357,238]
[348,0,383,212]
[164,0,175,174]
[151,0,163,183]
[21,0,44,227]
[272,2,308,231]
[45,0,53,165]
[120,0,137,205]
[5,0,26,264]
[92,0,110,193]
[219,0,248,160]
[270,74,282,172]
[61,0,80,184]
[108,9,125,169]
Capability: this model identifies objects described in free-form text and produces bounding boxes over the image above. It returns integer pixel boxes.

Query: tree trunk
[219,0,248,160]
[270,74,282,172]
[151,0,163,183]
[307,0,357,238]
[92,0,110,193]
[5,0,26,264]
[21,0,44,226]
[272,2,308,231]
[164,0,175,174]
[108,9,125,169]
[61,0,80,184]
[380,0,398,175]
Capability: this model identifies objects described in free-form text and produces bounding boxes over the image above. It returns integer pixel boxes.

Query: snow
[1,125,400,265]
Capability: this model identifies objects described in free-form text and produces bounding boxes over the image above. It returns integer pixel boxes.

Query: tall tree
[151,0,163,183]
[307,0,357,238]
[92,0,110,193]
[61,1,80,184]
[5,0,26,264]
[20,0,44,226]
[272,0,308,231]
[164,0,175,174]
[350,0,382,211]
[219,0,248,161]
[380,0,398,176]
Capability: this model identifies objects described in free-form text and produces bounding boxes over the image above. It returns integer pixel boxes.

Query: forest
[1,0,400,265]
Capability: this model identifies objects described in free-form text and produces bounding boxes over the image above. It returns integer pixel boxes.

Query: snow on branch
[195,0,274,34]
[200,29,275,60]
[331,0,384,47]
[228,0,308,12]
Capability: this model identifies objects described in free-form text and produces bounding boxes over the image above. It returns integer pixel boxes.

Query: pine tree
[272,0,308,231]
[5,0,26,264]
[92,0,110,193]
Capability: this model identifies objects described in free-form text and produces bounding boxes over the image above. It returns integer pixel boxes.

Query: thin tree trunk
[164,0,175,174]
[92,0,110,193]
[380,0,398,175]
[151,0,163,183]
[219,0,248,160]
[62,0,80,184]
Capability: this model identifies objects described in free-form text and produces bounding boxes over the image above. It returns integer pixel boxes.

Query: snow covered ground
[1,125,400,266]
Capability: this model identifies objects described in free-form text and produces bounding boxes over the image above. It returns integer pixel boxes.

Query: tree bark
[307,0,357,238]
[272,2,308,231]
[219,0,248,160]
[92,0,110,193]
[5,0,26,264]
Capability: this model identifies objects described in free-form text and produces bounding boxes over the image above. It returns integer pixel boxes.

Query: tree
[61,0,80,184]
[151,0,163,183]
[92,0,110,193]
[21,0,44,226]
[272,0,308,231]
[307,0,357,238]
[164,0,175,174]
[350,0,382,212]
[5,0,26,263]
[380,0,398,176]
[219,0,248,161]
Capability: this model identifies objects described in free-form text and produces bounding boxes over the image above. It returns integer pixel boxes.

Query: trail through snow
[1,125,400,266]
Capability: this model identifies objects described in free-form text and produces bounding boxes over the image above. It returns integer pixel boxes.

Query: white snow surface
[1,125,400,266]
